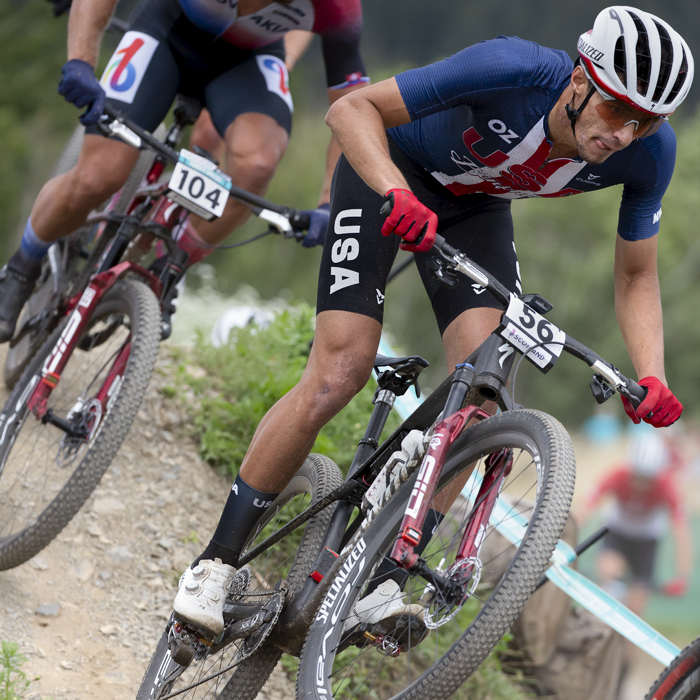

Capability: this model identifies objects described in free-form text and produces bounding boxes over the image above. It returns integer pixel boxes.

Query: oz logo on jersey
[256,55,294,112]
[100,31,159,104]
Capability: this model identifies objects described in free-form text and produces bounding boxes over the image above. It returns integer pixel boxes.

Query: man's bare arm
[67,0,119,67]
[317,82,371,204]
[614,235,667,382]
[325,77,412,197]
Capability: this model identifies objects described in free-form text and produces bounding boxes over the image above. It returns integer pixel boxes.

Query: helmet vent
[629,12,651,96]
[614,36,627,82]
[654,22,676,102]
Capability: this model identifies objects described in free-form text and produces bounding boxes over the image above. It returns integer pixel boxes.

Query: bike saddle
[172,95,203,127]
[373,354,429,371]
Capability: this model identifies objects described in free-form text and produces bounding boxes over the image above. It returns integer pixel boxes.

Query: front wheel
[298,409,576,700]
[4,124,165,389]
[136,454,344,700]
[0,277,161,569]
[645,637,700,700]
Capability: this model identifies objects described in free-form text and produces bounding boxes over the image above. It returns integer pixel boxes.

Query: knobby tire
[645,637,700,700]
[0,277,160,569]
[297,409,576,700]
[136,454,343,700]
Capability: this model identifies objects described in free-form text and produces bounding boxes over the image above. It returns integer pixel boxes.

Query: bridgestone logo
[578,38,604,63]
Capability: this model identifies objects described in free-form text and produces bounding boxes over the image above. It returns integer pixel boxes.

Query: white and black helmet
[627,430,669,478]
[577,6,694,115]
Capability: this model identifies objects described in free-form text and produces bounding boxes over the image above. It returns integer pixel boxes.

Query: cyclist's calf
[31,135,139,242]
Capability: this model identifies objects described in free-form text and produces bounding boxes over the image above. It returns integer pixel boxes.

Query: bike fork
[390,404,491,569]
[25,262,155,425]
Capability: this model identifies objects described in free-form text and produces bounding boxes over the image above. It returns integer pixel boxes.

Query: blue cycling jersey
[389,36,676,241]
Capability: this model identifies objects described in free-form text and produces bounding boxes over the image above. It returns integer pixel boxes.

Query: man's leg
[174,310,382,634]
[190,113,288,247]
[0,135,139,341]
[30,135,139,243]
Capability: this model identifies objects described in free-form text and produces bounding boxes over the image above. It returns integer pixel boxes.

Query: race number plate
[499,294,565,373]
[167,149,231,221]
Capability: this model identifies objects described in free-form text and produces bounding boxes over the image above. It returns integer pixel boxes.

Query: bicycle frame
[15,97,318,436]
[25,260,161,423]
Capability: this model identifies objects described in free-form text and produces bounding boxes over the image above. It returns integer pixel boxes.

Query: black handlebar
[99,105,309,232]
[379,194,646,408]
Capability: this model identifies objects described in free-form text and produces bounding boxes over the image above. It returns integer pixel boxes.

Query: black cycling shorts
[602,530,659,587]
[316,138,520,335]
[87,0,291,138]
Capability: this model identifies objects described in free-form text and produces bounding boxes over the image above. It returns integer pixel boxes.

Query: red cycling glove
[381,188,438,252]
[621,376,683,428]
[661,577,688,597]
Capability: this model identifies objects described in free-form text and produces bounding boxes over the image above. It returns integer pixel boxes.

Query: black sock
[192,473,279,568]
[367,508,445,593]
[7,249,42,279]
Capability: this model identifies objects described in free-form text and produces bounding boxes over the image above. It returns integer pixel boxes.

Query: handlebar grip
[625,379,647,407]
[290,210,311,231]
[379,197,393,221]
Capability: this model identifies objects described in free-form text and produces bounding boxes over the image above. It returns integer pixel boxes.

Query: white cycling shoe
[173,558,236,638]
[342,579,429,649]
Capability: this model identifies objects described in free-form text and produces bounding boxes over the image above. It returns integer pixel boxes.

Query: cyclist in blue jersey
[168,7,696,640]
[0,0,368,341]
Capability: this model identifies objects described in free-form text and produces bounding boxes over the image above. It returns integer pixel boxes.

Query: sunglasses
[591,86,666,138]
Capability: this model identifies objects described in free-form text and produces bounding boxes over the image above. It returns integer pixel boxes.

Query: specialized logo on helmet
[577,37,604,63]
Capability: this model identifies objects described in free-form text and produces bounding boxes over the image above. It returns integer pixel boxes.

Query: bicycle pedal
[169,636,195,666]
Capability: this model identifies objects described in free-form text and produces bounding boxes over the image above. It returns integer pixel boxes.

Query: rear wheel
[136,454,343,700]
[298,409,576,700]
[645,637,700,700]
[0,277,160,569]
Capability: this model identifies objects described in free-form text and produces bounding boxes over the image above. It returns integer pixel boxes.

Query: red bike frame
[26,261,161,421]
[390,405,512,571]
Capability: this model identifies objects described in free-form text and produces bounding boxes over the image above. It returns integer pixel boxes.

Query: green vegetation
[171,304,401,476]
[0,642,34,700]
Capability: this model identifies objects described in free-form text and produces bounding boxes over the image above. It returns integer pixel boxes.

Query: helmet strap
[565,84,596,135]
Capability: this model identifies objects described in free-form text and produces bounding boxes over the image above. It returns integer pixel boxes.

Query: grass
[0,641,35,700]
[169,303,401,477]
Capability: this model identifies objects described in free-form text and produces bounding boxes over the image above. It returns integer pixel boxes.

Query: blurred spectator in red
[580,429,692,617]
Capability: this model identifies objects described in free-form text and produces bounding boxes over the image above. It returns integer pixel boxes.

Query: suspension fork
[26,261,161,420]
[391,404,491,569]
[455,448,513,563]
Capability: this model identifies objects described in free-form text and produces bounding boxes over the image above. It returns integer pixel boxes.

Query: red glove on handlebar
[661,577,688,597]
[621,377,683,428]
[381,189,437,252]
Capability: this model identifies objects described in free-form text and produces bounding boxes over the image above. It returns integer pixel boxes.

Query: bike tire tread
[0,277,160,570]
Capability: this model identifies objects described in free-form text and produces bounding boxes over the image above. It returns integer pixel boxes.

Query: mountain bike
[645,636,700,700]
[0,103,312,571]
[136,225,646,700]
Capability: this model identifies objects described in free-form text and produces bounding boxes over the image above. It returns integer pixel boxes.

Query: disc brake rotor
[56,398,102,467]
[423,557,482,629]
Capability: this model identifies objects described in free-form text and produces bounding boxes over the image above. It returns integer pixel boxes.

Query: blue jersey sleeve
[395,36,573,121]
[617,123,676,241]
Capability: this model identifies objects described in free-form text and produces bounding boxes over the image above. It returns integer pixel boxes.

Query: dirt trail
[0,350,294,700]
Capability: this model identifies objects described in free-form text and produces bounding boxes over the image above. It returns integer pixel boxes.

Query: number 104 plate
[167,149,231,221]
[499,294,565,373]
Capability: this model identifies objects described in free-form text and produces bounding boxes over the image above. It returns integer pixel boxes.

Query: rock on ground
[0,350,295,700]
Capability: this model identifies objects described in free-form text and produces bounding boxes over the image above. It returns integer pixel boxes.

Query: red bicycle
[0,100,311,570]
